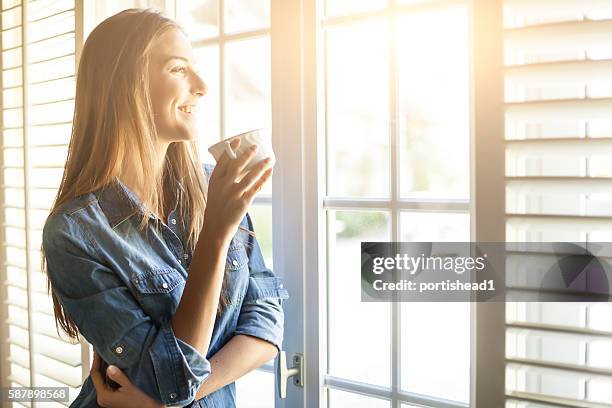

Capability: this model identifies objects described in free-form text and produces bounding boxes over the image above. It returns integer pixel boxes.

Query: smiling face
[147,28,207,143]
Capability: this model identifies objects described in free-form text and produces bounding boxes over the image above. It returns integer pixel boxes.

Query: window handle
[275,351,304,398]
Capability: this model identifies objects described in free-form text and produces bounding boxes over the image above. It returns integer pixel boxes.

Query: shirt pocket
[130,268,185,321]
[224,245,250,306]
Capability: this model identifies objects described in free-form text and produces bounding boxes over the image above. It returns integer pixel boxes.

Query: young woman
[42,9,288,408]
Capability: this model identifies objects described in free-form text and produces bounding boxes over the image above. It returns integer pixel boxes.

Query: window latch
[276,351,304,398]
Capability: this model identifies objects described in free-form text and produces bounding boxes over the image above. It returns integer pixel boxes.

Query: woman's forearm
[172,230,230,357]
[194,334,278,400]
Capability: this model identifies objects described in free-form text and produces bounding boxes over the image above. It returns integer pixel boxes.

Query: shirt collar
[95,178,180,229]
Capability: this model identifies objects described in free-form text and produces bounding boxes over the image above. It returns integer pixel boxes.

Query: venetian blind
[503,0,612,407]
[1,0,83,406]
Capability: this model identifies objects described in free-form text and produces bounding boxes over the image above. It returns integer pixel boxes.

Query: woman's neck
[120,140,170,215]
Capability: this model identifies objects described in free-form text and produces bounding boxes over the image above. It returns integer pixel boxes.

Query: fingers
[91,351,101,371]
[213,138,241,179]
[243,168,273,202]
[237,158,272,193]
[229,145,259,181]
[106,365,131,387]
[90,353,108,392]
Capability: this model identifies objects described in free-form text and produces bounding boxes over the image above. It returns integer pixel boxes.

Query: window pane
[248,204,272,268]
[176,0,218,40]
[224,37,271,137]
[224,0,269,33]
[326,21,389,198]
[328,210,391,386]
[235,369,274,408]
[324,0,386,17]
[401,302,470,403]
[400,212,469,242]
[398,7,469,199]
[329,389,390,408]
[194,45,220,164]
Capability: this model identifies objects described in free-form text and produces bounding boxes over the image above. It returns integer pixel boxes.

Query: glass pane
[400,212,470,242]
[194,45,220,164]
[399,210,469,402]
[235,369,274,408]
[176,0,218,40]
[324,0,386,16]
[247,204,272,268]
[224,0,269,33]
[328,210,391,386]
[224,37,271,137]
[329,389,390,408]
[398,7,469,199]
[401,302,470,403]
[326,21,389,198]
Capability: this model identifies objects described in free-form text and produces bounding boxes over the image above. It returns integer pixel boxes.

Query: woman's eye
[172,66,187,74]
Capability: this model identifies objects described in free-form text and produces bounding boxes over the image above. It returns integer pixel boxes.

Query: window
[320,1,471,406]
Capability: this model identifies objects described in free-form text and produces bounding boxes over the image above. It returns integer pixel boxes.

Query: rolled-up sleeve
[233,213,289,351]
[43,212,210,407]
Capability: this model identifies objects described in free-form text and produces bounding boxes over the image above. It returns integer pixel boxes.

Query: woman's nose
[192,73,207,97]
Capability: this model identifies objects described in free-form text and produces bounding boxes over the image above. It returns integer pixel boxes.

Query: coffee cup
[208,129,275,177]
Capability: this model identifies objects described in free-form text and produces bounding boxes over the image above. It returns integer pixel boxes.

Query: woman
[42,8,288,408]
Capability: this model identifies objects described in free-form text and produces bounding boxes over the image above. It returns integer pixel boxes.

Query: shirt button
[171,218,177,225]
[183,253,189,260]
[169,392,177,399]
[162,282,169,289]
[114,346,123,354]
[232,259,238,266]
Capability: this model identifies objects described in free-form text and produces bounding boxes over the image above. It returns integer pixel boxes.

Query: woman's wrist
[199,223,233,251]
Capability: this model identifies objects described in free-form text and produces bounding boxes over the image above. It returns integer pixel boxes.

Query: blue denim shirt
[42,164,288,408]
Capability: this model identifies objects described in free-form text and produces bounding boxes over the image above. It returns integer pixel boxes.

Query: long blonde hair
[41,9,213,342]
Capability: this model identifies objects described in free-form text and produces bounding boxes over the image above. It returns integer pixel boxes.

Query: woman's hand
[90,351,164,408]
[204,138,273,241]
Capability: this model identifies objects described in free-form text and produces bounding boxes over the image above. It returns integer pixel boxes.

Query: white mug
[208,129,276,175]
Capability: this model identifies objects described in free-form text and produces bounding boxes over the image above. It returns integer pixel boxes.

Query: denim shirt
[42,164,288,408]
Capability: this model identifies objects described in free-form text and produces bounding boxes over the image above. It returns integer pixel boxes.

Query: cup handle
[224,140,238,160]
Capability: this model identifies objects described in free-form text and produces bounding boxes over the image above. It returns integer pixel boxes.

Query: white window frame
[272,0,506,407]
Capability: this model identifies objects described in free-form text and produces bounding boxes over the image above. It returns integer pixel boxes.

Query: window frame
[274,0,505,407]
